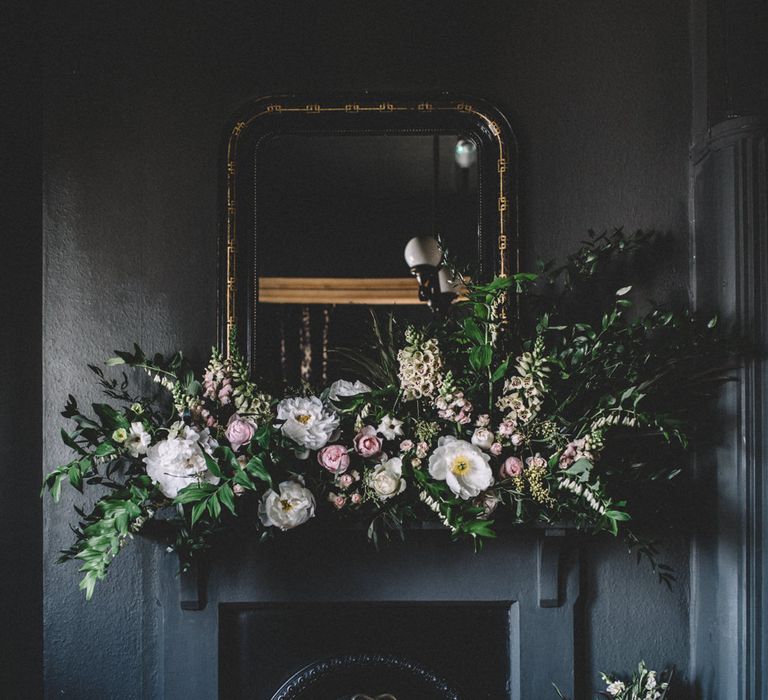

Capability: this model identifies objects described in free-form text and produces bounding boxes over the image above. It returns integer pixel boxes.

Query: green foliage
[44,229,739,599]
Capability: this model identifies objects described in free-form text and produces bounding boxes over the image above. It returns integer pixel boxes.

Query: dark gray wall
[42,2,693,696]
[1,2,42,697]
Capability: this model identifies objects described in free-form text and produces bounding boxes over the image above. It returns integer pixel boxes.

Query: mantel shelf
[174,524,576,611]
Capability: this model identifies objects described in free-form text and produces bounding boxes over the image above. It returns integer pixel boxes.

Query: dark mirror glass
[252,133,480,387]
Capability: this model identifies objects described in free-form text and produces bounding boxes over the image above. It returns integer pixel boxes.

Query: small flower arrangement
[554,661,672,699]
[45,230,733,598]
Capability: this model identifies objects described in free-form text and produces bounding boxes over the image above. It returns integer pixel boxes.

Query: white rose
[471,427,494,450]
[368,456,406,500]
[145,427,220,499]
[276,396,339,451]
[327,379,371,403]
[125,421,151,458]
[377,414,404,440]
[258,480,316,530]
[428,436,494,500]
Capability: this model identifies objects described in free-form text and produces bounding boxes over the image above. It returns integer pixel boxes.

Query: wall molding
[690,116,767,699]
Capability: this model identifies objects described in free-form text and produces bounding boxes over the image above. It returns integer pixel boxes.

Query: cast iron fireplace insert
[219,601,515,699]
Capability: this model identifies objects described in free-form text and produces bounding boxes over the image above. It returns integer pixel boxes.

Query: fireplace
[219,602,514,699]
[157,528,578,699]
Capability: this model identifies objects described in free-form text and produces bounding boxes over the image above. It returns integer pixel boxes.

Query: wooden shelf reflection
[257,277,424,305]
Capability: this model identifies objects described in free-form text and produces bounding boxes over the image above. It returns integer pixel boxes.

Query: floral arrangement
[554,660,673,699]
[45,230,732,598]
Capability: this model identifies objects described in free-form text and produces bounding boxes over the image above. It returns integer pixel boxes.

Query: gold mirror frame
[219,94,519,360]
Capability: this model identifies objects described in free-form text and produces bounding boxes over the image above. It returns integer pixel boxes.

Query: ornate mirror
[219,94,517,385]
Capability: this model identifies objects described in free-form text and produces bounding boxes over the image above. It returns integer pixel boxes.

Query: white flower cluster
[419,490,457,533]
[145,422,220,499]
[601,663,668,700]
[259,480,315,530]
[496,374,542,426]
[605,680,627,697]
[558,476,607,515]
[435,390,473,424]
[591,410,639,431]
[276,396,339,452]
[397,335,443,401]
[327,379,371,404]
[366,456,406,501]
[428,436,493,500]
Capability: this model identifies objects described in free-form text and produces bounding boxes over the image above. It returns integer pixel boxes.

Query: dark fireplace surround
[160,527,578,700]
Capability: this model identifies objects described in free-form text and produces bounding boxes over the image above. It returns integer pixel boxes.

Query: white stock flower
[125,421,151,458]
[276,396,339,451]
[377,414,404,440]
[145,425,219,499]
[471,427,494,450]
[367,456,406,500]
[327,379,371,403]
[645,671,657,690]
[258,480,316,530]
[428,436,493,500]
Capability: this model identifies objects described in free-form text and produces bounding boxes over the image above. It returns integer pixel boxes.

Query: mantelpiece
[177,525,574,612]
[160,528,581,700]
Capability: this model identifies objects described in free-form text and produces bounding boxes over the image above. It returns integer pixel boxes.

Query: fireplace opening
[219,601,516,699]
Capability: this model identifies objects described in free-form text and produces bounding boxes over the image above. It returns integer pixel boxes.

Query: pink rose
[499,456,524,479]
[490,442,503,456]
[400,439,414,453]
[327,493,347,509]
[226,414,257,452]
[317,444,350,474]
[350,492,362,505]
[337,473,354,489]
[354,426,382,458]
[497,421,514,437]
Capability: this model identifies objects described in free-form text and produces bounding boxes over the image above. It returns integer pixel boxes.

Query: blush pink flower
[336,473,354,489]
[354,426,382,458]
[350,492,362,505]
[317,444,350,474]
[225,414,257,452]
[497,421,515,437]
[499,456,524,479]
[490,442,503,456]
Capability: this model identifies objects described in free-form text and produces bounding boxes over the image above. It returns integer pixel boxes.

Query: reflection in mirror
[253,133,480,387]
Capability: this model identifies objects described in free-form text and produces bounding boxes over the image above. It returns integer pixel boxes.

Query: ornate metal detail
[270,654,463,700]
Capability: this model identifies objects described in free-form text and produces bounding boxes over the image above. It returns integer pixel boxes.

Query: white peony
[125,421,151,458]
[327,379,371,403]
[367,456,406,500]
[428,436,494,500]
[258,480,316,530]
[377,414,404,440]
[145,425,220,499]
[276,396,339,451]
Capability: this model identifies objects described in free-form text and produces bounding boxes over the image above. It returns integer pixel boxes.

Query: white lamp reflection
[404,236,460,311]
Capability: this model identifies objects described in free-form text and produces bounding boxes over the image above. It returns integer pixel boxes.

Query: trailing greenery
[44,230,735,598]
